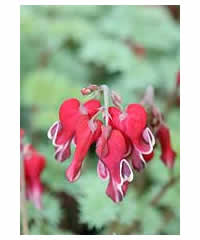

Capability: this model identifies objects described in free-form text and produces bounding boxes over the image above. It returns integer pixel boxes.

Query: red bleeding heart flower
[48,98,101,162]
[109,104,155,155]
[96,126,133,202]
[47,85,157,203]
[156,124,176,168]
[23,144,46,209]
[66,115,102,182]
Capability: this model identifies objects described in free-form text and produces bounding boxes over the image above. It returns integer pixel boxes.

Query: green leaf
[21,69,83,106]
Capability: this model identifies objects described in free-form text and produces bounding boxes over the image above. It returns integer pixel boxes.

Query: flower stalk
[20,151,29,235]
[151,175,179,206]
[101,84,110,126]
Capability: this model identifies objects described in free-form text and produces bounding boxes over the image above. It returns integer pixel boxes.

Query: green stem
[101,85,110,126]
[20,151,29,235]
[150,175,179,206]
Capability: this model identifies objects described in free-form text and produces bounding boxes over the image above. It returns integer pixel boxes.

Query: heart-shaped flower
[66,115,102,182]
[23,144,46,209]
[109,104,155,155]
[156,124,176,168]
[48,98,101,162]
[96,127,133,202]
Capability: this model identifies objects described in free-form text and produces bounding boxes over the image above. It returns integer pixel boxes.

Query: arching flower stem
[101,85,110,126]
[20,149,29,235]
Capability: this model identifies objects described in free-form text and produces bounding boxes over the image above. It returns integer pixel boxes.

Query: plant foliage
[20,5,180,235]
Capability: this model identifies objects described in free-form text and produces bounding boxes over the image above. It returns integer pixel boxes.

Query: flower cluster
[20,129,46,209]
[48,85,156,202]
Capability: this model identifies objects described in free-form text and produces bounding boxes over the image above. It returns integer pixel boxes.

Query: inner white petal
[47,121,59,140]
[97,159,109,181]
[120,159,134,182]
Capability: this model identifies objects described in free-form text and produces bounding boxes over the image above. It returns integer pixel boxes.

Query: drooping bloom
[47,85,158,203]
[23,144,46,209]
[156,124,176,168]
[108,104,155,172]
[48,98,101,162]
[66,115,102,182]
[109,104,155,155]
[96,126,133,202]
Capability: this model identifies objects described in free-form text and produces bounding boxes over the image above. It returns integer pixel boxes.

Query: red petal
[157,124,176,168]
[96,129,133,202]
[106,178,123,203]
[125,104,147,151]
[143,151,154,162]
[24,148,46,179]
[97,129,127,184]
[108,106,123,129]
[24,147,46,209]
[54,128,72,162]
[84,99,101,117]
[59,98,81,130]
[108,104,154,155]
[66,115,102,182]
[26,178,43,209]
[134,127,155,154]
[96,125,112,159]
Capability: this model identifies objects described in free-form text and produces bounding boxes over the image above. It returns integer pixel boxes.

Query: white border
[6,1,200,240]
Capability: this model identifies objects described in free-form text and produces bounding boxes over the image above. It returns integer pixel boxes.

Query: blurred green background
[20,5,180,235]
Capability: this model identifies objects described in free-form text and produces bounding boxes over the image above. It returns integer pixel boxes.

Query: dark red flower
[66,115,102,182]
[96,127,133,202]
[48,98,101,162]
[23,145,46,209]
[109,104,155,154]
[156,124,176,168]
